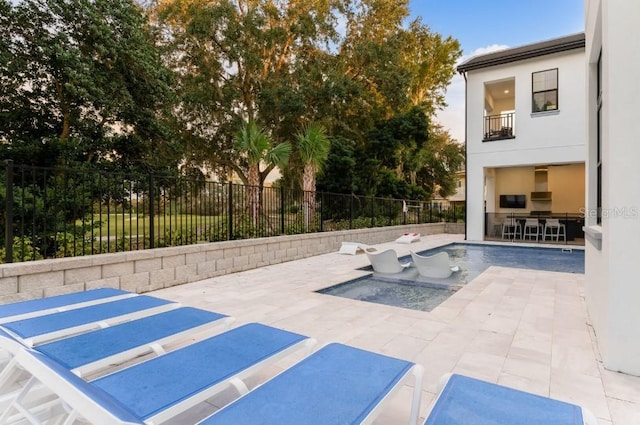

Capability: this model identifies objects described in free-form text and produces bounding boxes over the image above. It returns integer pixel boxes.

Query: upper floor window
[532,68,558,112]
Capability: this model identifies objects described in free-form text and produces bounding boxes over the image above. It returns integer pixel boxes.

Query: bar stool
[523,218,541,241]
[501,218,521,240]
[543,219,566,241]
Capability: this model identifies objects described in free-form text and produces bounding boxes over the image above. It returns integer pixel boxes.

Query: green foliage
[0,237,43,263]
[295,123,331,176]
[0,0,178,172]
[316,137,356,194]
[233,121,292,185]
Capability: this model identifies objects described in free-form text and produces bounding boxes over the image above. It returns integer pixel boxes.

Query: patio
[153,233,640,425]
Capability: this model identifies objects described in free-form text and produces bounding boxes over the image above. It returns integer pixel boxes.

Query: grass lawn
[79,213,224,238]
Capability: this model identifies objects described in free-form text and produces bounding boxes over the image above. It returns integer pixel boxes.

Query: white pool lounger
[0,295,179,347]
[199,343,423,425]
[0,324,315,425]
[422,373,597,425]
[0,288,135,324]
[36,307,232,377]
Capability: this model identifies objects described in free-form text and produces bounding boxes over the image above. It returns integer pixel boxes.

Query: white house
[457,35,586,242]
[429,169,465,209]
[584,0,640,376]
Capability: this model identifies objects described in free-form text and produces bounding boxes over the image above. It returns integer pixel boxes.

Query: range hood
[531,191,552,201]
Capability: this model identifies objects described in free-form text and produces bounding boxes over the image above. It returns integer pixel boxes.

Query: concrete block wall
[0,223,457,303]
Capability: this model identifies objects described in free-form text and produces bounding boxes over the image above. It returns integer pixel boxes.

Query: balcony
[483,113,515,142]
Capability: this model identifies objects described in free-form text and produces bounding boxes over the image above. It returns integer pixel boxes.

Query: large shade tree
[0,0,178,172]
[154,0,341,178]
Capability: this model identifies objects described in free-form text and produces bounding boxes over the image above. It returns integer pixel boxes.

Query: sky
[407,0,585,143]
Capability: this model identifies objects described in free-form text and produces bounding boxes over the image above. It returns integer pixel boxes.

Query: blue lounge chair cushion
[91,323,308,420]
[200,343,415,425]
[0,288,128,320]
[27,350,144,424]
[424,374,584,425]
[2,295,173,339]
[37,307,227,369]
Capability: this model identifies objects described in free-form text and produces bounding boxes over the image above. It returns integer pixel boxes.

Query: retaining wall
[0,223,462,304]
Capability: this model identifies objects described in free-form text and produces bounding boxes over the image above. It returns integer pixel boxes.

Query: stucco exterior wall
[585,0,640,376]
[465,48,586,240]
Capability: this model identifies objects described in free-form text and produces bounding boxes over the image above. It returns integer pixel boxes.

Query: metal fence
[1,161,465,263]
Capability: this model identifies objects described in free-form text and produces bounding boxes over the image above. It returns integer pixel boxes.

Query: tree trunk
[303,163,316,230]
[247,165,260,227]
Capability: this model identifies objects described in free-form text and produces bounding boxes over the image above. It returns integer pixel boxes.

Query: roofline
[457,33,585,73]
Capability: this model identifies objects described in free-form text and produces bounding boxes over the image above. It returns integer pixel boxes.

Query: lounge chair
[423,373,598,425]
[36,307,233,377]
[410,251,460,279]
[199,343,423,425]
[1,295,179,347]
[0,323,315,425]
[366,249,414,274]
[0,288,134,324]
[396,232,421,243]
[338,242,376,255]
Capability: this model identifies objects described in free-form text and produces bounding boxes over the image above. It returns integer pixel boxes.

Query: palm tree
[234,121,291,226]
[296,123,330,229]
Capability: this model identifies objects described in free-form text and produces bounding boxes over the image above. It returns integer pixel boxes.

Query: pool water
[317,276,456,312]
[319,243,585,312]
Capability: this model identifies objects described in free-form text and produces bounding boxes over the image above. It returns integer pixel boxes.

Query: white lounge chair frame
[0,325,316,425]
[410,251,459,279]
[338,242,375,255]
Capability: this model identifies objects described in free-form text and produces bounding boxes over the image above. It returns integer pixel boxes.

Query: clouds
[434,44,509,143]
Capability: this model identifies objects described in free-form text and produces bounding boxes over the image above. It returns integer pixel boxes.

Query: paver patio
[153,233,640,425]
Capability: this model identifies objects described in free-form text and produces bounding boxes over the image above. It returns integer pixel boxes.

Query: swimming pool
[319,243,585,312]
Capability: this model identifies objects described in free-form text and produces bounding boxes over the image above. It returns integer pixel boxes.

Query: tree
[295,123,330,227]
[154,0,463,199]
[0,0,177,172]
[401,19,461,114]
[154,0,340,177]
[415,125,465,198]
[234,120,291,224]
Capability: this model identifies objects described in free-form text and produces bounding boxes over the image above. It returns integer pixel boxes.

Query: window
[596,52,602,224]
[532,68,558,112]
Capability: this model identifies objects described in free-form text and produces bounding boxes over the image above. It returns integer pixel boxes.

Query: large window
[532,68,558,112]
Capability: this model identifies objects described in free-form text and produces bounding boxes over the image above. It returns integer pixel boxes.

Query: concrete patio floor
[153,233,640,425]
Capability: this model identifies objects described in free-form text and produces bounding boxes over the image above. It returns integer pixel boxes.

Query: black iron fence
[485,212,584,245]
[1,161,465,263]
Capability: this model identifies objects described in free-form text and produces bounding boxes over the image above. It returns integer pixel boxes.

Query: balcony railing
[484,113,515,141]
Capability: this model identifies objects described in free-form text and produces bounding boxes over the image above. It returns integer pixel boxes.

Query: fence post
[349,196,353,230]
[4,160,14,263]
[148,174,155,249]
[280,186,285,235]
[370,197,374,227]
[228,181,233,240]
[319,192,324,232]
